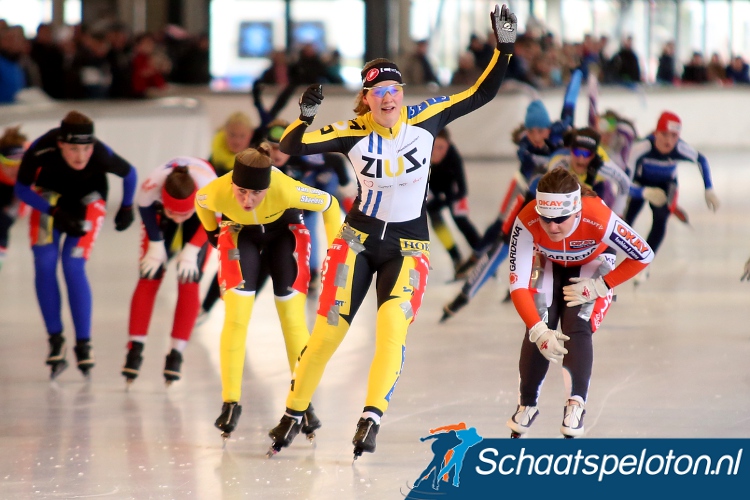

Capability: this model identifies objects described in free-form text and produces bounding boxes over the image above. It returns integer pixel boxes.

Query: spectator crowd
[2,15,749,105]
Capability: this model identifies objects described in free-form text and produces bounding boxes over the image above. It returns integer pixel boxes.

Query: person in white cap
[505,167,652,438]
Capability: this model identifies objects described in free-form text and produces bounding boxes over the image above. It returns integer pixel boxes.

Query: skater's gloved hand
[641,187,668,207]
[49,205,87,237]
[140,240,167,278]
[490,4,518,47]
[299,84,323,125]
[114,205,134,231]
[741,257,750,282]
[704,188,720,212]
[563,276,609,307]
[206,228,219,248]
[528,321,569,364]
[176,243,201,283]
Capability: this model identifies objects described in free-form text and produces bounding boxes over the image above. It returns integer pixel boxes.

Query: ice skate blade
[562,435,576,439]
[352,447,364,462]
[50,361,68,380]
[266,442,283,458]
[510,431,524,439]
[439,308,452,323]
[164,380,174,388]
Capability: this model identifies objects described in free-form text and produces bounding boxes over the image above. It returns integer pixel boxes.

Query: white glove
[140,240,167,278]
[642,187,667,207]
[528,321,569,364]
[741,257,750,282]
[176,243,201,283]
[562,276,609,307]
[705,188,719,212]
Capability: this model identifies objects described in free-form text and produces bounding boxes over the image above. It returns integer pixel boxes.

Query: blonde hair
[353,57,393,115]
[235,143,272,169]
[223,111,253,131]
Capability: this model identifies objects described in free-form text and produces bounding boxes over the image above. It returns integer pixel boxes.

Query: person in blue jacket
[15,111,137,379]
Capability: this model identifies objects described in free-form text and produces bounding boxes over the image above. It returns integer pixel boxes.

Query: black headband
[232,161,271,190]
[361,62,403,87]
[58,122,94,144]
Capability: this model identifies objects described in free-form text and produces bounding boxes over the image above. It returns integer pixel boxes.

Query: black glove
[490,4,518,47]
[207,228,219,249]
[114,205,134,231]
[299,84,323,125]
[49,205,86,237]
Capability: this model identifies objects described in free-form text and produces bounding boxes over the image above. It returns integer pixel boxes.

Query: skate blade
[510,431,524,439]
[164,380,174,388]
[266,442,283,458]
[50,361,69,380]
[352,447,364,463]
[220,432,231,449]
[305,433,317,448]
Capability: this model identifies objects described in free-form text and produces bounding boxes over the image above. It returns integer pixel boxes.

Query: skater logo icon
[406,423,484,497]
[509,272,518,285]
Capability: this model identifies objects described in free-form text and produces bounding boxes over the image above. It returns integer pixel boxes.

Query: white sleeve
[508,219,536,292]
[599,160,631,216]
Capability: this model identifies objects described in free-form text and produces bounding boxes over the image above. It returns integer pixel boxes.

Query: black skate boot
[163,349,182,386]
[215,402,242,443]
[267,414,302,457]
[73,340,95,377]
[122,342,144,387]
[440,292,469,323]
[453,255,478,281]
[352,417,379,460]
[46,334,68,380]
[301,404,322,443]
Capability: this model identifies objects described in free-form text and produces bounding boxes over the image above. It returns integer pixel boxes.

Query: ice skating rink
[1,150,749,499]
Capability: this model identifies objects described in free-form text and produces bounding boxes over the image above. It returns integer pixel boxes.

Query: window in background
[705,0,730,62]
[678,0,705,68]
[647,0,678,83]
[210,0,364,90]
[238,22,273,58]
[0,0,81,37]
[730,0,750,57]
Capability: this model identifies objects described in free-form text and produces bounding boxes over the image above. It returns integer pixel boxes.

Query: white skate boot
[506,405,539,438]
[560,396,586,438]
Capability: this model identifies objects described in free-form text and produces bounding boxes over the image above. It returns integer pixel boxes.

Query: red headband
[162,186,196,214]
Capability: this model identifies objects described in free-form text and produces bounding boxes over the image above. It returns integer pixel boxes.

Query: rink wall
[2,85,748,177]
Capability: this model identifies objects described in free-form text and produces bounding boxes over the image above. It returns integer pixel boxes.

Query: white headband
[535,188,582,217]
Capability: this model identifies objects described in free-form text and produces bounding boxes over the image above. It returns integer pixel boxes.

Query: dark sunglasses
[539,214,572,224]
[572,148,594,159]
[364,83,405,98]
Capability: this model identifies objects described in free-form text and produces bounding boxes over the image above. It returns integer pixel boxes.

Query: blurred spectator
[74,31,112,99]
[290,43,330,84]
[468,33,493,69]
[403,39,440,86]
[106,23,132,98]
[706,52,726,82]
[451,51,481,86]
[580,33,599,79]
[610,35,641,84]
[725,55,750,84]
[324,49,344,84]
[682,51,708,84]
[505,34,538,87]
[258,50,291,86]
[172,33,211,84]
[0,27,26,103]
[130,33,167,98]
[656,41,676,85]
[9,25,42,90]
[31,23,65,98]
